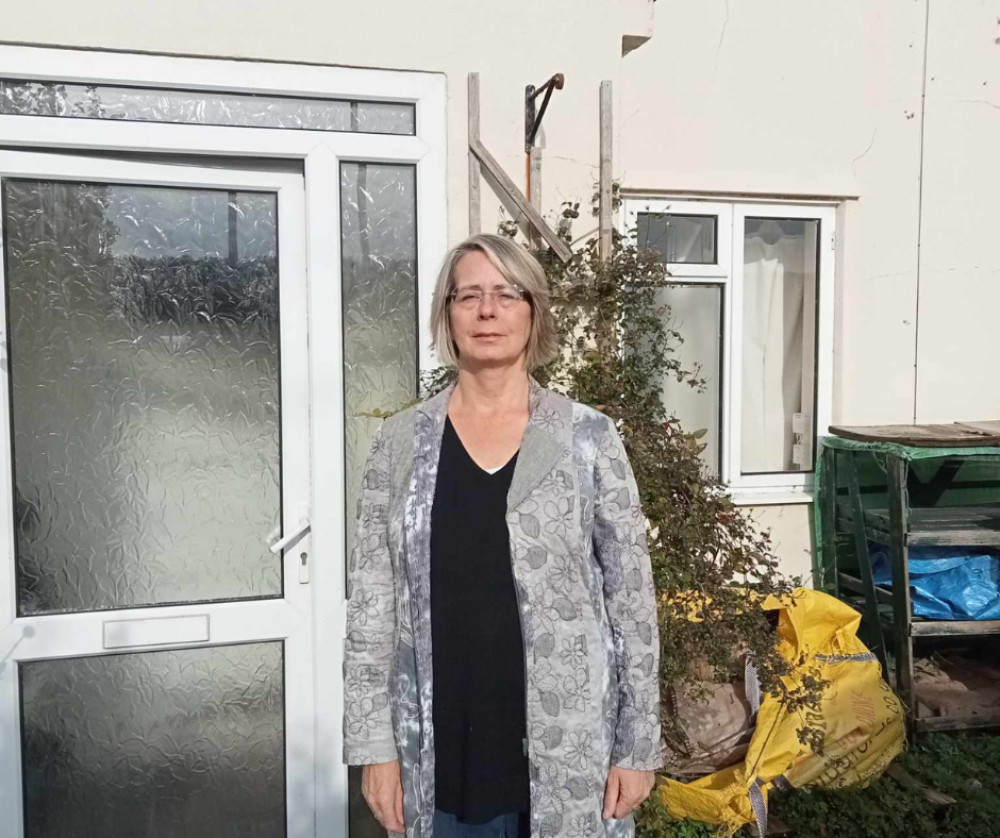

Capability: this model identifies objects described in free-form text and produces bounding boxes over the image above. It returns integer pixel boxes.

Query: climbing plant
[421,203,825,766]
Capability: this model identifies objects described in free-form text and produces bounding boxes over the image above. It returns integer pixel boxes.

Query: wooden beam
[846,452,888,676]
[914,714,1000,733]
[470,137,573,263]
[886,764,956,806]
[468,72,481,236]
[886,454,915,726]
[528,145,542,250]
[599,80,613,263]
[910,618,1000,637]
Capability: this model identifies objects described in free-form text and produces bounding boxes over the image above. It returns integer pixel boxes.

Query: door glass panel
[340,161,416,838]
[340,161,417,556]
[3,179,282,614]
[20,641,285,838]
[656,284,723,476]
[0,79,415,135]
[741,217,819,474]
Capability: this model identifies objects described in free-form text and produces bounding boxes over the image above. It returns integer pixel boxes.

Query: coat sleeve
[592,415,663,771]
[343,423,399,765]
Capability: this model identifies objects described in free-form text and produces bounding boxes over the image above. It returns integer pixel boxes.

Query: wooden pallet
[829,421,1000,447]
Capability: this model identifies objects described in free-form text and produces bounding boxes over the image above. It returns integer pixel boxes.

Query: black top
[430,416,530,824]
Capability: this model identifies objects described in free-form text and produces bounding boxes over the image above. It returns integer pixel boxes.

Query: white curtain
[741,220,814,473]
[657,285,723,476]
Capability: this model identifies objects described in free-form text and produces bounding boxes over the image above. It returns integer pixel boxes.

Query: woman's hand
[602,765,655,820]
[361,759,405,833]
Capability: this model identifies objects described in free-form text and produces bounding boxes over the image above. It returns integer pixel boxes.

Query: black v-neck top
[430,416,530,823]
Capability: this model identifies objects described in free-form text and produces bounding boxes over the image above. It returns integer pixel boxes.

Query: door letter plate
[103,615,210,650]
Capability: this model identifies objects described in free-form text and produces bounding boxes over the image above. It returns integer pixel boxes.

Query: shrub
[423,210,824,769]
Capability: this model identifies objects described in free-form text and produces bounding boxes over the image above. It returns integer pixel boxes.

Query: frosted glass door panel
[3,180,282,614]
[19,642,285,838]
[340,162,417,557]
[0,79,415,135]
[340,161,416,838]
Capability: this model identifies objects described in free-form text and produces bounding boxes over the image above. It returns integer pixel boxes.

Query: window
[624,198,835,504]
[0,78,415,134]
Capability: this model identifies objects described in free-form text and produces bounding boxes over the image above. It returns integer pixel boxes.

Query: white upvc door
[0,44,448,838]
[0,151,315,838]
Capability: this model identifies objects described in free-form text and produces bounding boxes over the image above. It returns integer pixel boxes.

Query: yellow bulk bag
[658,588,905,836]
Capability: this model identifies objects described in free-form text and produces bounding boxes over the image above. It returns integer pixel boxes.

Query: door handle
[268,518,311,554]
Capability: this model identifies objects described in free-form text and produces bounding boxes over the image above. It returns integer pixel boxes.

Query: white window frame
[623,197,835,505]
[0,44,447,838]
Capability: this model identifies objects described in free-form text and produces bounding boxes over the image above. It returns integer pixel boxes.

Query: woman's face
[449,251,532,371]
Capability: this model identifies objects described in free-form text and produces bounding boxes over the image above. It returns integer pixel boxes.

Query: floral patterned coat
[343,379,662,838]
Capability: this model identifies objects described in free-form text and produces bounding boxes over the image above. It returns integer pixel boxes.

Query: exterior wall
[4,0,999,579]
[616,0,1000,575]
[915,5,1000,422]
[753,504,814,587]
[620,0,928,428]
[1,0,653,245]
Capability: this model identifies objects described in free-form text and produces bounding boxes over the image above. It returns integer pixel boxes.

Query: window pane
[638,212,717,264]
[20,642,284,838]
[340,162,417,838]
[0,79,415,135]
[741,217,819,474]
[4,180,282,614]
[656,285,723,476]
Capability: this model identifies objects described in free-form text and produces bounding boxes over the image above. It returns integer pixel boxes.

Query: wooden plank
[820,446,839,594]
[467,72,481,236]
[829,423,1000,447]
[837,573,894,605]
[836,503,893,548]
[599,80,613,263]
[528,145,542,250]
[915,714,1000,733]
[470,138,574,263]
[886,454,915,726]
[861,505,1000,547]
[886,764,956,806]
[957,420,1000,436]
[906,506,1000,525]
[909,530,1000,547]
[846,452,888,676]
[910,619,1000,637]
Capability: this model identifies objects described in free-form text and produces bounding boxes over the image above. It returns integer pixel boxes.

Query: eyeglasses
[448,286,529,310]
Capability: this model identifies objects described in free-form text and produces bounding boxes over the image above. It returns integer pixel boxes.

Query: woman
[344,234,662,838]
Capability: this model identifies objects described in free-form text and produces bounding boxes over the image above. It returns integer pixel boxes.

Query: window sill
[726,485,815,506]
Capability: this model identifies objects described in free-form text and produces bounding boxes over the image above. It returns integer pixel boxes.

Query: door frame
[0,150,315,838]
[0,43,448,838]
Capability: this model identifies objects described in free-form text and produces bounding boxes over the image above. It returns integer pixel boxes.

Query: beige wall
[915,5,1000,422]
[4,0,998,580]
[2,0,653,246]
[618,1,1000,577]
[753,504,815,587]
[620,0,928,429]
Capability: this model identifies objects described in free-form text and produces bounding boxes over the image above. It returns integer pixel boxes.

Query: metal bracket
[525,73,564,153]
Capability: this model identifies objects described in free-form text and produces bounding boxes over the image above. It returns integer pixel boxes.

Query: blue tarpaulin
[870,544,1000,620]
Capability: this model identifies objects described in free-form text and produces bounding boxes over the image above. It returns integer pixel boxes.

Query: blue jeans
[432,809,529,838]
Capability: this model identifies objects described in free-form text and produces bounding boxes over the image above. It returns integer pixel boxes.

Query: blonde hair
[429,234,558,370]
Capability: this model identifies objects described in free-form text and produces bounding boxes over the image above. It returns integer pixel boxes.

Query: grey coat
[343,379,662,838]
